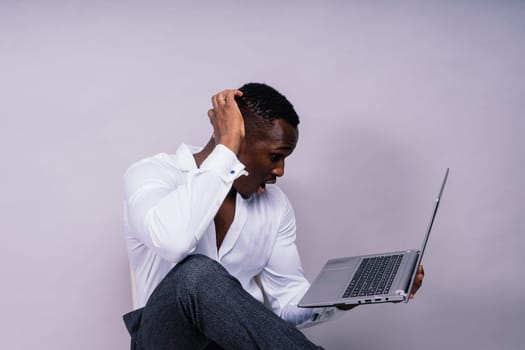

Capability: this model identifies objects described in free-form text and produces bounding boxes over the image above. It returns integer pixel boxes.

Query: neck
[226,186,237,200]
[193,137,215,168]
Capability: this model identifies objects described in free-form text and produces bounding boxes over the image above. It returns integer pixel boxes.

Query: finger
[212,94,225,108]
[411,265,424,292]
[410,273,424,296]
[215,89,241,107]
[211,92,227,108]
[224,89,243,100]
[415,275,423,290]
[410,286,418,299]
[211,89,242,108]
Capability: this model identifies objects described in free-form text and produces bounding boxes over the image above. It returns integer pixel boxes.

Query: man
[122,83,424,349]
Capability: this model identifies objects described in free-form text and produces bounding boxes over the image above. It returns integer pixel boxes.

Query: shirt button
[230,170,235,174]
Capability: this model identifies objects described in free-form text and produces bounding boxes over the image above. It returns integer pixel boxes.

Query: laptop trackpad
[301,266,355,305]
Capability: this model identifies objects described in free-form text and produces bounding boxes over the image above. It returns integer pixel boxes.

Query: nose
[272,159,285,177]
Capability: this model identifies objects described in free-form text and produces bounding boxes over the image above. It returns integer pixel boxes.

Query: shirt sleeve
[258,192,343,328]
[124,144,246,263]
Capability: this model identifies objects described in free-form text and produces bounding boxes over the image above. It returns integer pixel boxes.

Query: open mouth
[257,179,276,195]
[257,183,266,195]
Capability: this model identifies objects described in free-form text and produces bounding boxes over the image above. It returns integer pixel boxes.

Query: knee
[170,254,225,293]
[178,254,222,275]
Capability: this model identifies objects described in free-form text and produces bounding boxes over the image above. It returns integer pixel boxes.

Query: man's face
[233,119,298,199]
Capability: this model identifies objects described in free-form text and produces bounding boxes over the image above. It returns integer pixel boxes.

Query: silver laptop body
[298,169,449,308]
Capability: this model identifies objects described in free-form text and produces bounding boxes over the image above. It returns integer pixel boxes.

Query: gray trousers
[123,254,323,350]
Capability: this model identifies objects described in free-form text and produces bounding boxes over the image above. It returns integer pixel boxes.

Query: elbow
[146,209,197,263]
[155,240,196,263]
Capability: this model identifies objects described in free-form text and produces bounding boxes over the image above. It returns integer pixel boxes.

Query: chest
[196,197,278,277]
[214,197,236,249]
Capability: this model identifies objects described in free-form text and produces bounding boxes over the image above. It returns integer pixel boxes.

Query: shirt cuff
[199,144,247,182]
[296,307,344,329]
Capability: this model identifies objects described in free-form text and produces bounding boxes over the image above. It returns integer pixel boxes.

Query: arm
[124,145,245,263]
[124,89,245,263]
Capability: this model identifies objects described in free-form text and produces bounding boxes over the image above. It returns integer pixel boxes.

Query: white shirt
[124,143,339,327]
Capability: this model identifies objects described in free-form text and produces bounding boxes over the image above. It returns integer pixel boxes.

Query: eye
[270,153,284,163]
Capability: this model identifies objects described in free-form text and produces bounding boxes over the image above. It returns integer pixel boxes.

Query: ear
[236,137,252,159]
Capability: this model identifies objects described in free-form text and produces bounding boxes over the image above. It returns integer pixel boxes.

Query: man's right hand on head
[208,89,245,155]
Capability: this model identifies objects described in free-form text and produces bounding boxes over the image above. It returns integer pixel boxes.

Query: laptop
[298,168,449,308]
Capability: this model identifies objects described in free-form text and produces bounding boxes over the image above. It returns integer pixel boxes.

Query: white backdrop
[1,1,524,349]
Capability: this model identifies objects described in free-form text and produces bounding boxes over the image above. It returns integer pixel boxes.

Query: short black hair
[235,83,300,138]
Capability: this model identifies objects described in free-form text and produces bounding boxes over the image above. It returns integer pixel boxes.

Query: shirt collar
[173,143,202,172]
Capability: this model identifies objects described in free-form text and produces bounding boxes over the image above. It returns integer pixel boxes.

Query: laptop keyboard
[342,254,403,298]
